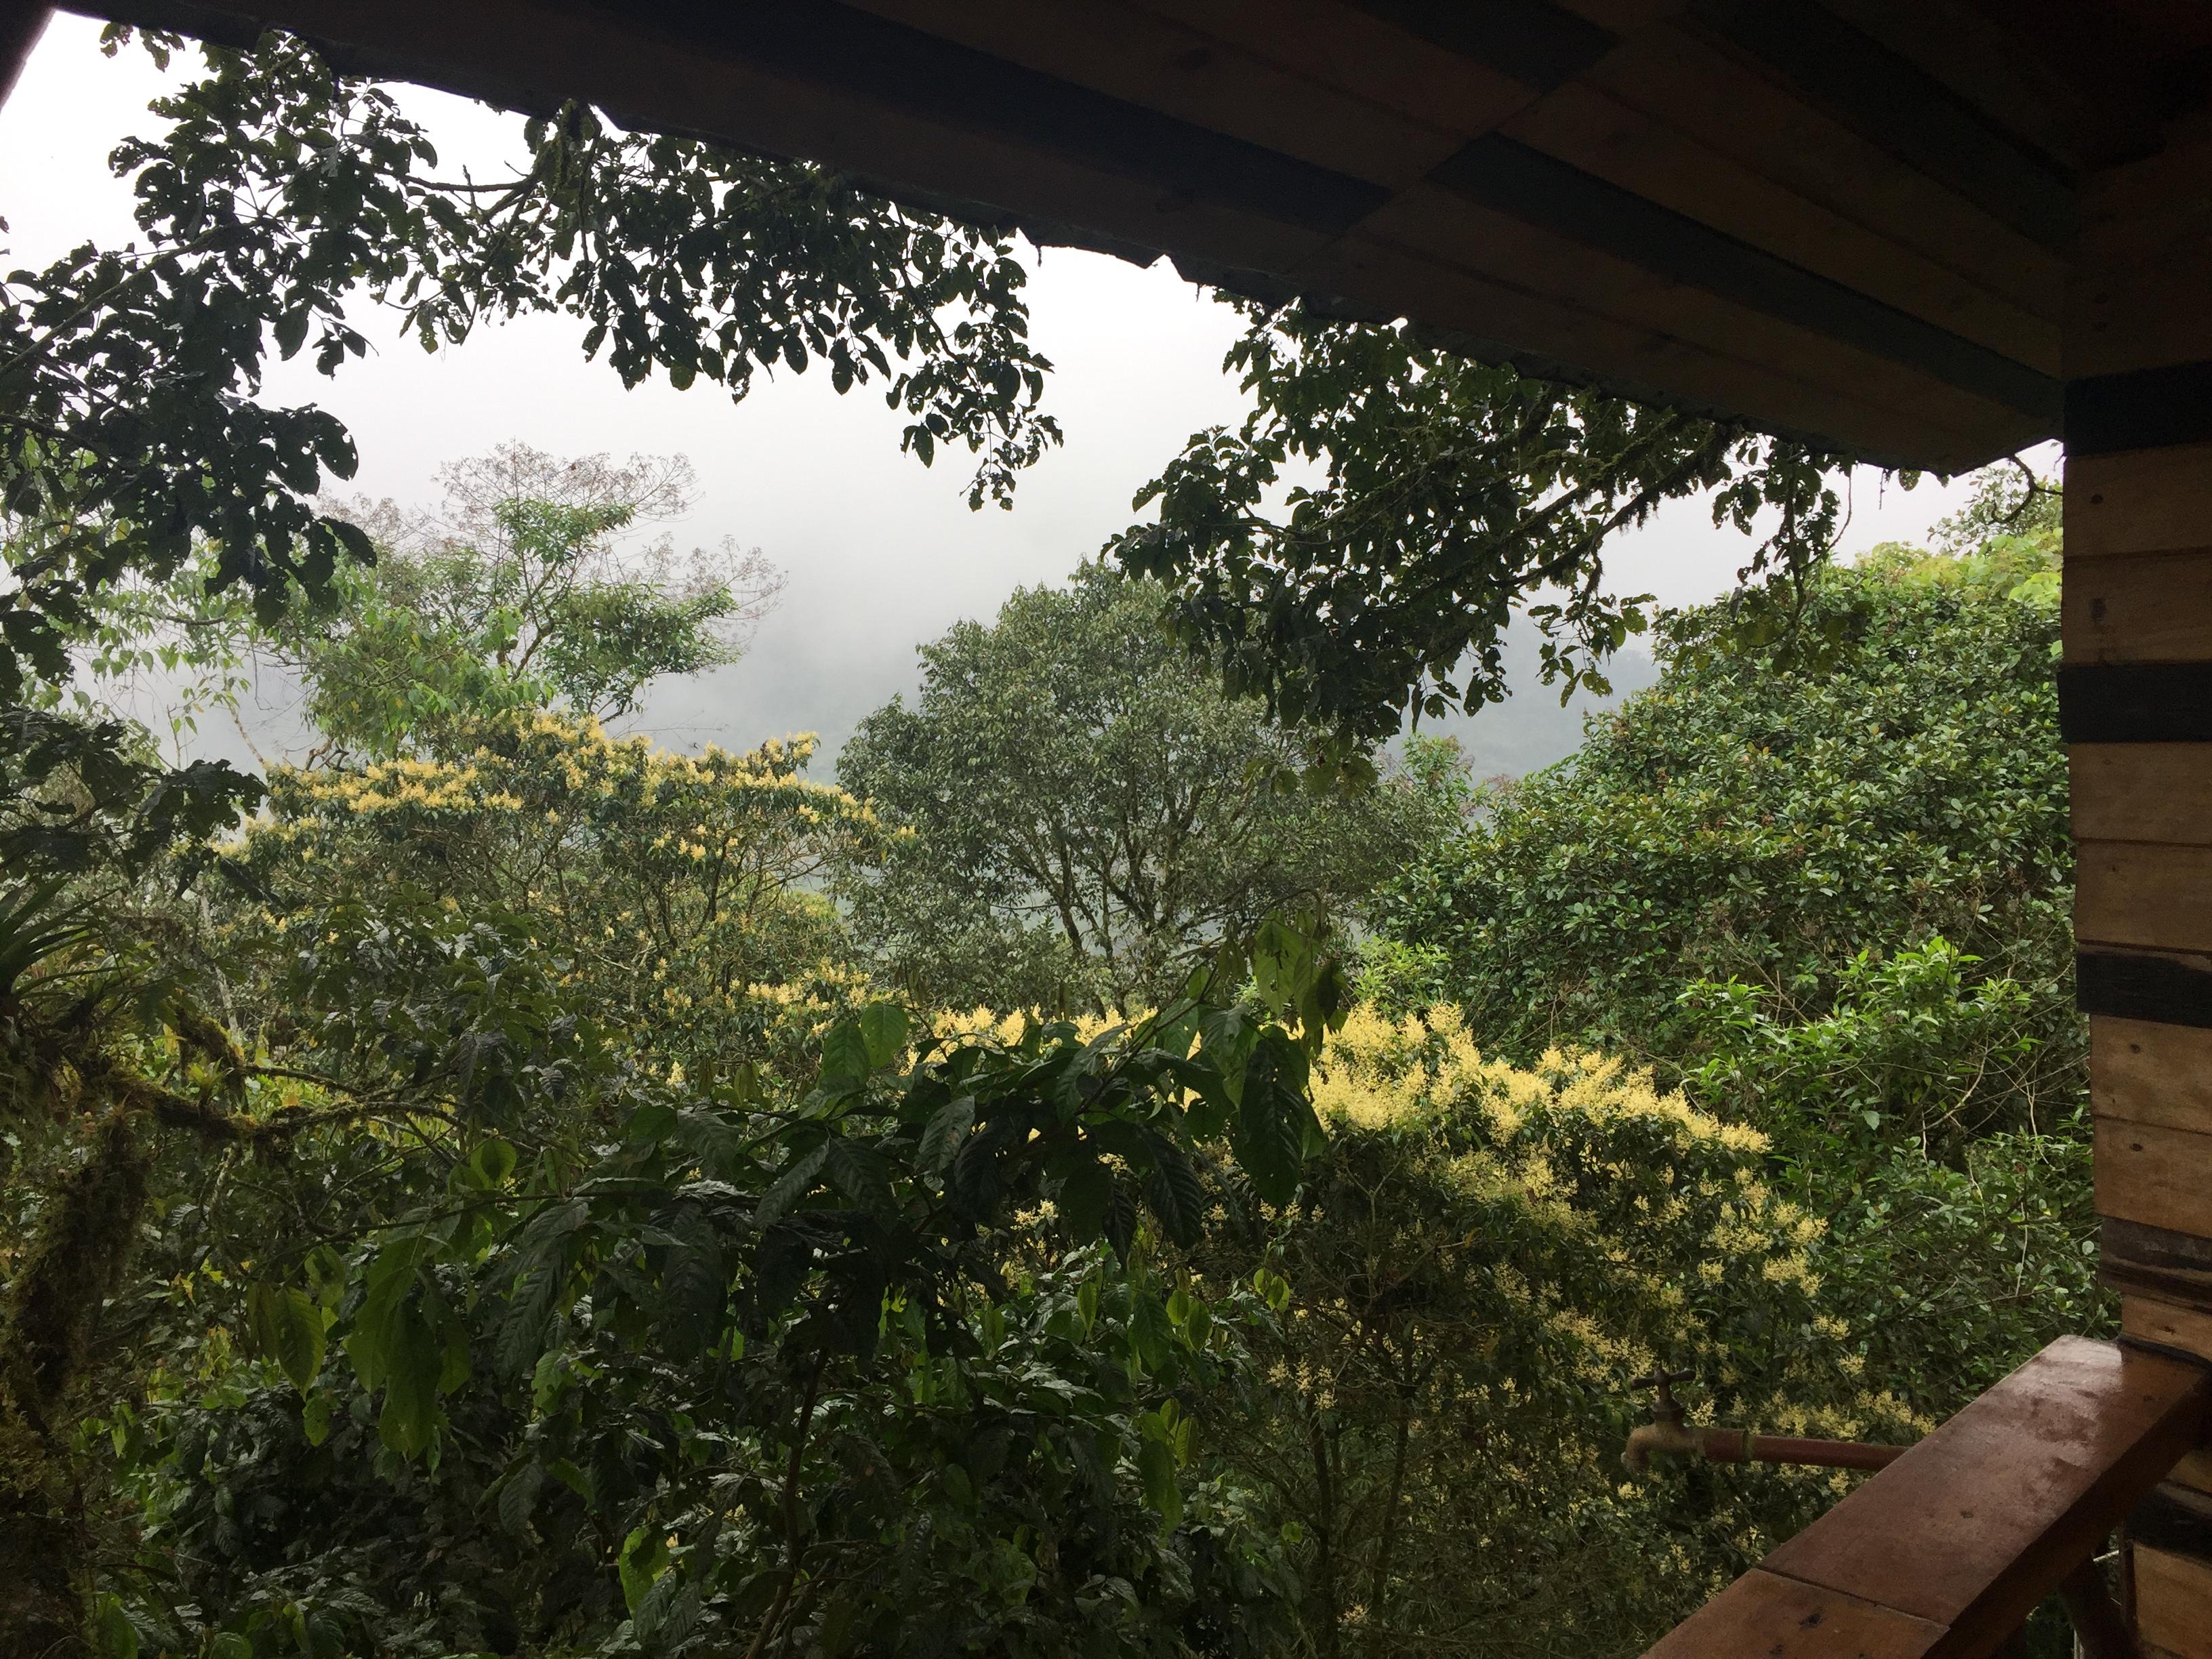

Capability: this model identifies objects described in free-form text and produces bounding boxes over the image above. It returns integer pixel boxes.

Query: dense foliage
[838,570,1439,1014]
[1,23,1055,878]
[294,448,783,757]
[1371,485,2072,1145]
[1110,302,1866,760]
[1192,1006,1926,1659]
[0,24,2095,1659]
[1,461,2097,1659]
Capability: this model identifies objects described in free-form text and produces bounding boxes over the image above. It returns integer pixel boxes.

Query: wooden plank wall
[2066,131,2212,1659]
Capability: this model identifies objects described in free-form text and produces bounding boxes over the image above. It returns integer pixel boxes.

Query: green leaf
[819,1018,873,1088]
[757,1140,829,1227]
[917,1093,975,1176]
[91,1593,138,1659]
[858,1000,909,1069]
[497,1460,544,1536]
[375,1299,444,1459]
[248,1282,327,1394]
[1230,1031,1319,1206]
[619,1524,670,1614]
[301,1391,333,1446]
[273,305,310,359]
[1139,1134,1206,1247]
[346,1235,434,1391]
[1136,1437,1182,1529]
[1130,1290,1173,1374]
[469,1136,518,1187]
[1054,1156,1111,1242]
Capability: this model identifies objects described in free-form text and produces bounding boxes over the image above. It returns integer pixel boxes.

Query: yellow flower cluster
[1313,1004,1768,1158]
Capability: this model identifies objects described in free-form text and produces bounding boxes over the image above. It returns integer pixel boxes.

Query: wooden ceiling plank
[1424,134,2055,419]
[1296,232,2017,470]
[1332,0,1615,90]
[1757,1336,2211,1651]
[1818,0,2157,173]
[1353,184,2036,447]
[1584,24,2064,321]
[1685,0,2074,250]
[2071,136,2212,381]
[76,0,2071,472]
[1502,81,2058,373]
[843,0,1465,188]
[113,0,1356,275]
[1129,0,1544,139]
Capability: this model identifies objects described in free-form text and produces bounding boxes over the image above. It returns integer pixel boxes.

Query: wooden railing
[1640,1336,2209,1657]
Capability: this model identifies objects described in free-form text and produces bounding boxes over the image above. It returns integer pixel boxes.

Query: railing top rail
[1641,1335,2210,1658]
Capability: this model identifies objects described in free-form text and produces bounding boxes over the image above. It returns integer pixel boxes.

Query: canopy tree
[295,445,783,758]
[1370,471,2072,1144]
[0,23,1057,874]
[1109,300,1877,762]
[836,567,1441,1013]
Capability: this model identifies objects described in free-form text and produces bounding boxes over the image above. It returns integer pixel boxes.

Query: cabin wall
[2066,134,2212,1659]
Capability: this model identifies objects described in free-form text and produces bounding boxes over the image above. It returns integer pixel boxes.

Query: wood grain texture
[2171,1447,2212,1496]
[1582,21,2062,320]
[2096,1115,2212,1239]
[2091,1019,2212,1133]
[1132,0,1553,134]
[2063,549,2212,665]
[2135,1544,2212,1659]
[2123,1293,2212,1364]
[2070,747,2212,845]
[2102,1218,2212,1309]
[1756,1337,2209,1651]
[1639,1568,1945,1658]
[851,0,1471,186]
[2065,443,2212,559]
[2076,842,2212,955]
[1292,230,2007,467]
[2072,136,2212,381]
[1498,79,2057,370]
[1345,184,2022,445]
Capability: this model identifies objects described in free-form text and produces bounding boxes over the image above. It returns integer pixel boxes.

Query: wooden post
[2067,131,2212,1659]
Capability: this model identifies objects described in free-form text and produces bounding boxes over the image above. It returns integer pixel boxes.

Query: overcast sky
[1,12,2046,777]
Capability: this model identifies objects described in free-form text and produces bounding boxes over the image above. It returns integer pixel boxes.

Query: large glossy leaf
[247,1283,327,1395]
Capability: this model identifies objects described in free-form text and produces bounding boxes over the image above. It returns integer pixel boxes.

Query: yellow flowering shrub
[230,711,884,1078]
[1183,1004,1926,1659]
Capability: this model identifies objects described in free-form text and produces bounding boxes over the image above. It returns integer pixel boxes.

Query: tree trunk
[0,1106,152,1659]
[1366,1383,1415,1655]
[1308,1409,1343,1659]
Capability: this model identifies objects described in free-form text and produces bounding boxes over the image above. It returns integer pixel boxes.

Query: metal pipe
[1623,1373,1908,1475]
[1730,1432,1905,1472]
[1622,1422,1908,1475]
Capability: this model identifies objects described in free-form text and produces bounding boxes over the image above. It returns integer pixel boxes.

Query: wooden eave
[26,1,2212,468]
[21,1,2212,468]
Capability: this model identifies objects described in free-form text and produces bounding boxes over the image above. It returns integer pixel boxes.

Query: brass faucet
[1622,1367,1904,1475]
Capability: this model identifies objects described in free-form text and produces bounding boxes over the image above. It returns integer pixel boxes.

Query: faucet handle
[1630,1366,1694,1419]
